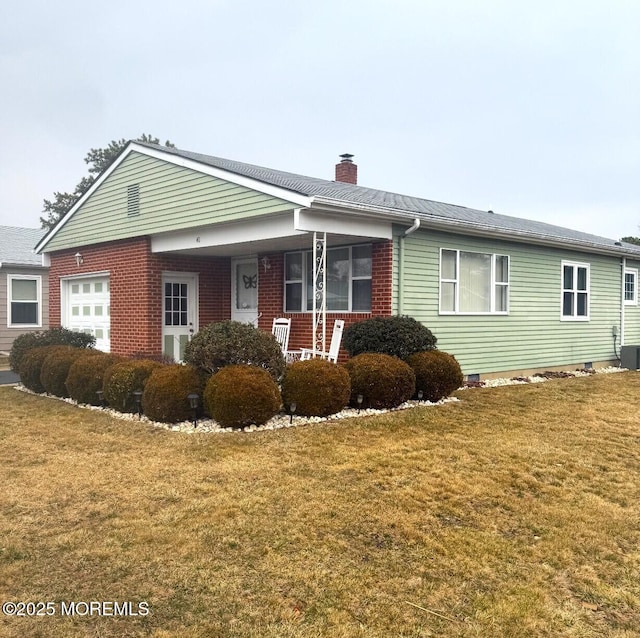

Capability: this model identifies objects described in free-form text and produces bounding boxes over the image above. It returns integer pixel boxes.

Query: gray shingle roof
[137,142,640,257]
[0,226,46,265]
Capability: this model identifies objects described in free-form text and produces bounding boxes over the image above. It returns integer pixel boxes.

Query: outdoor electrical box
[620,346,640,370]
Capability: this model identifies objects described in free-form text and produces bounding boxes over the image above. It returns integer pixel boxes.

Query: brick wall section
[48,237,231,357]
[257,240,393,361]
[49,238,393,360]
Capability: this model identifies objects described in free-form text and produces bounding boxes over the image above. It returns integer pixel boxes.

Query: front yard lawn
[1,372,639,637]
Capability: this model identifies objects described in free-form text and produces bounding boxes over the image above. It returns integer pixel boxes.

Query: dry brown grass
[1,372,640,637]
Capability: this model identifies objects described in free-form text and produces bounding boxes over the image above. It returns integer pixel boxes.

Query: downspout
[398,218,421,315]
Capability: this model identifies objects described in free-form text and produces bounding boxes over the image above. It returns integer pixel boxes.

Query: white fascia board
[294,208,392,239]
[36,142,312,254]
[151,213,307,253]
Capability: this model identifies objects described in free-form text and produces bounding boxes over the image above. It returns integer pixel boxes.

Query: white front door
[231,257,258,324]
[162,273,197,362]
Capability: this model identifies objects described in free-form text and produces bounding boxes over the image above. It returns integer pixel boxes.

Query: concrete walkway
[0,367,19,385]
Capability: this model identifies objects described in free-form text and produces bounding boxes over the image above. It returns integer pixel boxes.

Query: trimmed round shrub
[66,352,126,406]
[142,365,205,424]
[10,327,95,373]
[184,320,285,380]
[103,359,164,413]
[19,345,70,393]
[407,350,464,402]
[343,353,416,410]
[204,365,281,429]
[281,359,351,417]
[40,346,86,397]
[342,316,437,360]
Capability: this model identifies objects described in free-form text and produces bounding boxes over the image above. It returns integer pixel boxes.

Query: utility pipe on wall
[398,218,421,315]
[621,257,626,347]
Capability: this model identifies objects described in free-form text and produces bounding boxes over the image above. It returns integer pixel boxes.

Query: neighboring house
[35,141,640,378]
[0,226,49,354]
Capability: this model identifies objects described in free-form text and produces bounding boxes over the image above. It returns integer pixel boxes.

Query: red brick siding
[48,237,231,357]
[49,238,393,361]
[257,240,393,361]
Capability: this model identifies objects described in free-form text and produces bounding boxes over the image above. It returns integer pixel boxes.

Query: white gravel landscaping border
[12,365,628,435]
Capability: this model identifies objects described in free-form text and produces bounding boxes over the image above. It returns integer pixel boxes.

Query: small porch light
[132,390,143,418]
[187,393,199,428]
[75,252,83,267]
[356,393,364,413]
[289,401,297,424]
[261,256,271,272]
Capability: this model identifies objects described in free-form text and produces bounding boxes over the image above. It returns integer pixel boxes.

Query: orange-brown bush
[65,352,126,406]
[343,353,415,410]
[40,346,86,397]
[103,359,164,413]
[407,350,464,402]
[19,346,69,393]
[204,365,281,429]
[281,359,351,417]
[142,365,205,423]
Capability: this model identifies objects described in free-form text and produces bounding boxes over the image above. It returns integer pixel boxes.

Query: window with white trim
[624,268,637,305]
[561,261,590,320]
[284,244,372,312]
[8,275,41,327]
[439,249,509,314]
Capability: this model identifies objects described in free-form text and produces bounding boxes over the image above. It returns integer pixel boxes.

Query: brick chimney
[335,153,357,185]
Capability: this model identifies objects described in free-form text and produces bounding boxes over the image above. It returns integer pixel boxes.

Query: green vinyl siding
[394,227,624,375]
[44,152,295,252]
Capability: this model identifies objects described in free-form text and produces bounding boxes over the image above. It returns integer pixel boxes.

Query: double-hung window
[8,274,42,327]
[561,261,590,320]
[439,249,509,314]
[624,268,638,305]
[284,244,372,312]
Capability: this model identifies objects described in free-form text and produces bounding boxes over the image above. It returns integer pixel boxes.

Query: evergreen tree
[40,134,175,230]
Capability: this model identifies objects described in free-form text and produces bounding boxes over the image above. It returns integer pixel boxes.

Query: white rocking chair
[300,319,345,364]
[272,317,297,362]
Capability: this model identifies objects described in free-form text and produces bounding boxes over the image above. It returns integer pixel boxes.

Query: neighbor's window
[624,268,637,305]
[284,244,372,312]
[439,249,509,314]
[8,275,41,327]
[561,261,590,320]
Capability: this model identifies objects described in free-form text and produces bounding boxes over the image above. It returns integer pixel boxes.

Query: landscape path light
[289,401,297,424]
[187,393,199,428]
[132,390,143,418]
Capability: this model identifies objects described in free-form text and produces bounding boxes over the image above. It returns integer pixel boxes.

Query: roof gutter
[398,218,421,316]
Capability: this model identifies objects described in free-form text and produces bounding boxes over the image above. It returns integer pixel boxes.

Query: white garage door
[64,276,111,351]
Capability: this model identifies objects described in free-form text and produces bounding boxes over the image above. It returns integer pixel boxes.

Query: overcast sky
[1,0,638,240]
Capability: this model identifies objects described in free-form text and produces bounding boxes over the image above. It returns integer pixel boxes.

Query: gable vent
[127,184,140,216]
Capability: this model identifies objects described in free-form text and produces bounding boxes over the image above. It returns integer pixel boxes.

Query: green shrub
[40,346,86,397]
[103,359,164,413]
[184,320,285,380]
[343,353,416,410]
[342,316,437,360]
[66,352,125,405]
[407,350,464,402]
[10,327,95,372]
[19,346,70,393]
[204,365,281,429]
[142,365,205,423]
[281,359,351,417]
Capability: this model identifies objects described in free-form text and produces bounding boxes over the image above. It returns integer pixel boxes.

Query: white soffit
[151,214,307,253]
[294,208,392,239]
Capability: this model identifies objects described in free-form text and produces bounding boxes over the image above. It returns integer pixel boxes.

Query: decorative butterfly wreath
[243,274,257,289]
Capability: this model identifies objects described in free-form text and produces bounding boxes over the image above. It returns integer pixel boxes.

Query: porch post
[312,231,327,355]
